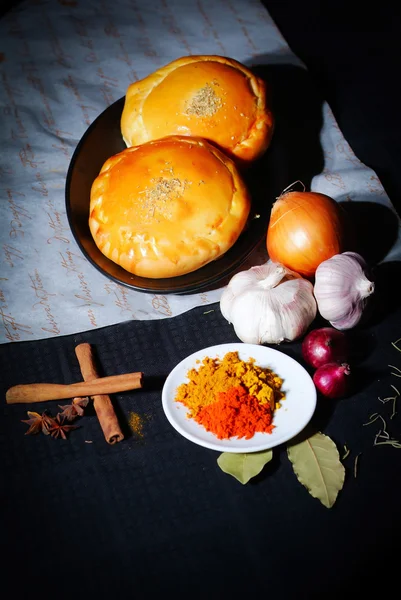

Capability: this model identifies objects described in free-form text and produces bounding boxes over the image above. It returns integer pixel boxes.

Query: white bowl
[162,342,317,453]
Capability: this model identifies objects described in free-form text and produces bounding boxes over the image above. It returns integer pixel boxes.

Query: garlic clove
[261,279,317,343]
[229,290,271,344]
[220,261,295,322]
[220,285,236,323]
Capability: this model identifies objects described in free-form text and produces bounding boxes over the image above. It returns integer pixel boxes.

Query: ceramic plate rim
[161,342,317,453]
[65,97,275,295]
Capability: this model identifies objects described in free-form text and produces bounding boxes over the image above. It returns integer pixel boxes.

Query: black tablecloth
[2,1,401,597]
[2,300,401,597]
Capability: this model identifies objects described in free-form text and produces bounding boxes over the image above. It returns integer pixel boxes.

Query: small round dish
[162,343,317,453]
[65,97,282,295]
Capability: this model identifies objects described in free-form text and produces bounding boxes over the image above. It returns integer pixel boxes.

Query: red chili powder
[194,385,275,440]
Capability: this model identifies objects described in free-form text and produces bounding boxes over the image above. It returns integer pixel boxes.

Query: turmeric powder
[175,351,284,417]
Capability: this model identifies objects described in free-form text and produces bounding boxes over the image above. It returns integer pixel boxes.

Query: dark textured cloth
[263,0,401,215]
[1,300,401,597]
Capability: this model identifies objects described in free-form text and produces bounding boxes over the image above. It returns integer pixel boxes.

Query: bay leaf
[287,432,345,508]
[217,450,273,484]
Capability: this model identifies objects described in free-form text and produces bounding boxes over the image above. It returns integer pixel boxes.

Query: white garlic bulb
[220,261,317,345]
[314,251,375,330]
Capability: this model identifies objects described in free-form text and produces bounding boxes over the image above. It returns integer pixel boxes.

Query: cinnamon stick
[6,372,143,404]
[75,343,125,445]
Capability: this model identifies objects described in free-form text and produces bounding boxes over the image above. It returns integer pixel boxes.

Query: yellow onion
[266,190,347,278]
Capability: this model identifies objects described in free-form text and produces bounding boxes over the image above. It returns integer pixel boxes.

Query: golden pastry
[121,55,274,164]
[89,135,251,278]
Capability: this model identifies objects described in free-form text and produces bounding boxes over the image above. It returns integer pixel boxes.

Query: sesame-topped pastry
[120,55,274,165]
[89,135,251,278]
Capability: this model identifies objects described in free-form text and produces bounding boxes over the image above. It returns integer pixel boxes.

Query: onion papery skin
[266,191,347,278]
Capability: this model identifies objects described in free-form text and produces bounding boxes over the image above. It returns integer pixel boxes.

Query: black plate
[65,96,284,294]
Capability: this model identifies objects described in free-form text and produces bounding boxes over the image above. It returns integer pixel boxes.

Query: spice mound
[174,351,285,440]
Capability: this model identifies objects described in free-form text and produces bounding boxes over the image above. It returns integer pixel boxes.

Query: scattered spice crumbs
[342,444,350,460]
[354,453,361,478]
[361,338,401,451]
[141,176,189,220]
[185,83,223,117]
[128,411,145,438]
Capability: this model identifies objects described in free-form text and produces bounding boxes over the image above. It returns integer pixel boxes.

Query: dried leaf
[287,432,345,508]
[21,411,52,435]
[217,450,273,484]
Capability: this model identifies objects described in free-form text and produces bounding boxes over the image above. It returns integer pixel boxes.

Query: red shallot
[302,327,348,368]
[313,362,351,399]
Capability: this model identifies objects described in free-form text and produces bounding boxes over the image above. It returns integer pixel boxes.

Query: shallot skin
[313,362,351,399]
[301,327,348,368]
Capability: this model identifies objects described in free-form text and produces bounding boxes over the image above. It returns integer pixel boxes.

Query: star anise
[58,396,89,421]
[46,414,78,439]
[21,411,53,435]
